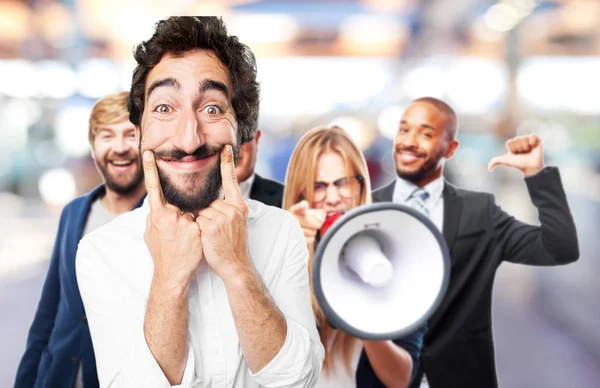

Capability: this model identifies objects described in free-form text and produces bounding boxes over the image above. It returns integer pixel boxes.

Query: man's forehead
[99,119,135,131]
[145,49,232,93]
[402,103,448,127]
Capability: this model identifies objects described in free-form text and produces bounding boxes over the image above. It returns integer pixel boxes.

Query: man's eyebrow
[199,79,229,99]
[399,120,436,131]
[147,77,181,100]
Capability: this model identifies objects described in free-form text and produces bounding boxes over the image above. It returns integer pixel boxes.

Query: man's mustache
[395,146,427,158]
[154,145,224,161]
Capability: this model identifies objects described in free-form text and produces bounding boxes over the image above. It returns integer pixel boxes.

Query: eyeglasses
[313,176,364,202]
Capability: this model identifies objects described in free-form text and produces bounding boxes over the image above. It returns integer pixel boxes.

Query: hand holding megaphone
[288,200,327,244]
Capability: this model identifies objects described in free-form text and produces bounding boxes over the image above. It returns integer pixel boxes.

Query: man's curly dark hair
[128,16,260,144]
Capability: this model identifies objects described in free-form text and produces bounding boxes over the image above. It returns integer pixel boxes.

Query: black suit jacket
[372,167,579,388]
[249,174,284,208]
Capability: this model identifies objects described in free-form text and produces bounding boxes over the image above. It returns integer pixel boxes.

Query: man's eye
[154,105,172,114]
[202,105,223,115]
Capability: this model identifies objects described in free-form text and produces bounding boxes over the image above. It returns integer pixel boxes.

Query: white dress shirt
[76,198,324,388]
[238,173,256,199]
[392,176,445,232]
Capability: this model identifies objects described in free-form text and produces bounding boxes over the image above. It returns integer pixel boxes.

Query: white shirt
[392,176,444,231]
[239,173,256,199]
[76,198,324,388]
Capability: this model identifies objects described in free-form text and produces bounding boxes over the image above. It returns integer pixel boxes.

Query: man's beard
[395,146,445,183]
[96,151,144,195]
[149,144,241,213]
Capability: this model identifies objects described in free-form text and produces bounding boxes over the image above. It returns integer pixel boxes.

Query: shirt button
[72,357,78,365]
[82,316,87,323]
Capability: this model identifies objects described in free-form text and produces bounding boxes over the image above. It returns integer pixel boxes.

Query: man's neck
[413,168,443,188]
[100,185,145,215]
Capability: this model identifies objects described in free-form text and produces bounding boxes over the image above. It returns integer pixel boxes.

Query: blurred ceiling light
[0,2,31,41]
[517,58,600,114]
[402,64,446,99]
[80,0,158,44]
[77,59,120,98]
[328,59,391,104]
[340,15,405,44]
[361,0,412,13]
[338,15,407,56]
[229,14,299,43]
[0,99,41,151]
[446,59,506,115]
[563,0,598,31]
[472,18,504,42]
[503,0,537,18]
[38,168,77,207]
[37,2,74,42]
[38,61,77,99]
[377,106,404,140]
[55,102,93,157]
[561,58,600,115]
[0,60,38,98]
[257,58,338,116]
[329,117,376,151]
[484,3,520,32]
[517,59,560,110]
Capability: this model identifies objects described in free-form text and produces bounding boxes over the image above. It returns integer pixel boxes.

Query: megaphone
[313,202,450,340]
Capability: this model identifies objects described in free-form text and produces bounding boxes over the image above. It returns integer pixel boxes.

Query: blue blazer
[15,186,144,388]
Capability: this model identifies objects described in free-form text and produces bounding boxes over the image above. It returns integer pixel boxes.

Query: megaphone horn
[313,203,450,340]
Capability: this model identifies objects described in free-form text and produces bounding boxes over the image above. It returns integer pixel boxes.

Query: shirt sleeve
[250,214,325,387]
[392,324,427,385]
[494,166,579,265]
[76,236,196,388]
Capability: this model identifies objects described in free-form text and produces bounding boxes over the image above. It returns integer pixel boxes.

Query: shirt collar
[239,173,256,199]
[393,175,444,205]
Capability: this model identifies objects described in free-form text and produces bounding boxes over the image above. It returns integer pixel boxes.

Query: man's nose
[112,135,129,154]
[399,131,418,148]
[172,112,203,154]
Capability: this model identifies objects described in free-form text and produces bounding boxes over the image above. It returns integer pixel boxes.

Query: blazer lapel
[372,181,395,202]
[442,181,462,252]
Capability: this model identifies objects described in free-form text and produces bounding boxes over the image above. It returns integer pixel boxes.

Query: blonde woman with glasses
[283,125,426,388]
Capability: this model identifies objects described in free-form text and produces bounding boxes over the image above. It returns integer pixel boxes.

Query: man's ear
[254,129,262,151]
[444,139,459,160]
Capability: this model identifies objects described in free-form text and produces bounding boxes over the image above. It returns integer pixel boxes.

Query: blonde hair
[283,125,372,375]
[88,91,131,143]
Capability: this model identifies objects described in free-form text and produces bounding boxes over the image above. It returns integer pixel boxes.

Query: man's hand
[196,145,251,280]
[488,134,545,177]
[143,150,204,287]
[288,200,326,245]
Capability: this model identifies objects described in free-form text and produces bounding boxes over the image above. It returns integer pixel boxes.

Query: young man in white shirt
[76,17,324,388]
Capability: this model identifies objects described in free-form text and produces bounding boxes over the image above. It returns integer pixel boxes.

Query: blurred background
[1,0,599,386]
